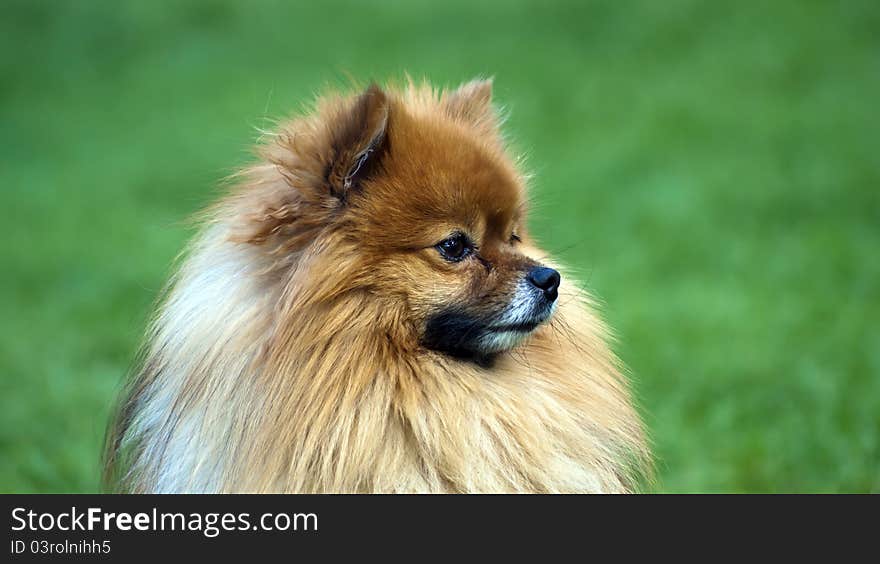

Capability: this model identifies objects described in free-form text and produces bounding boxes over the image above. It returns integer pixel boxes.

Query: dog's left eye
[436,233,473,262]
[509,233,522,244]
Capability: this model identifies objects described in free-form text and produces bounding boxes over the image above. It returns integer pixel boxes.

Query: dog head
[238,79,561,363]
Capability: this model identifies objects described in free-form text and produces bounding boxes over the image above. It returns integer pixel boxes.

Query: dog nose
[527,266,561,302]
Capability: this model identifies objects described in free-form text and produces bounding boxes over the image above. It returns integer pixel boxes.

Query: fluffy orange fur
[104,78,651,493]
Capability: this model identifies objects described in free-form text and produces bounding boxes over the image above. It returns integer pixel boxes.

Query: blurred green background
[2,0,878,493]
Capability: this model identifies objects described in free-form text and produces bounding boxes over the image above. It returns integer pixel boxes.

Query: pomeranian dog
[104,78,650,493]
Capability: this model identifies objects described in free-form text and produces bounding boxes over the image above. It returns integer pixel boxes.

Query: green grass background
[2,0,878,492]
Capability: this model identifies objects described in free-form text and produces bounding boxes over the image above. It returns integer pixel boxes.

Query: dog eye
[509,233,522,244]
[436,233,473,262]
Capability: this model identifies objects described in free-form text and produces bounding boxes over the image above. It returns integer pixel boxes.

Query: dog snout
[526,266,560,302]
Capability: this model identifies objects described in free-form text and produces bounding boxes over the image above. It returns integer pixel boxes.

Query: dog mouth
[421,319,543,367]
[421,301,555,365]
[486,320,541,333]
[487,301,555,335]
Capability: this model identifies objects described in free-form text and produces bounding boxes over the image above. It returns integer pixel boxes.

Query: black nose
[527,266,561,302]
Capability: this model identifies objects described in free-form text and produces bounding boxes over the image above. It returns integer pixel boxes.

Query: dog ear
[326,83,390,201]
[443,78,496,130]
